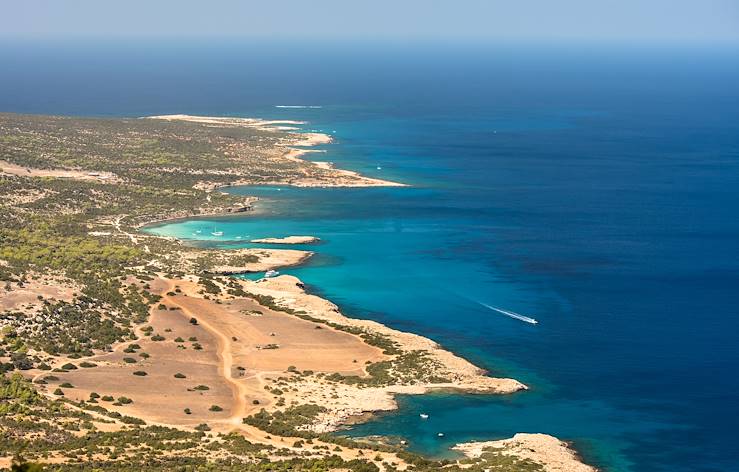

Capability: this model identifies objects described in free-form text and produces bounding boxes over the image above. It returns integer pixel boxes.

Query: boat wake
[480,303,538,324]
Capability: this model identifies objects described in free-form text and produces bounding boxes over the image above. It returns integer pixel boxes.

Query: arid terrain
[0,112,595,471]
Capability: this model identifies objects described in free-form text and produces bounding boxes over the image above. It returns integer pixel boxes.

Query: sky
[1,0,738,43]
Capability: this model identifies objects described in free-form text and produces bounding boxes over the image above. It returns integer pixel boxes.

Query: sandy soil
[249,236,319,244]
[38,275,388,432]
[0,273,78,313]
[0,159,120,183]
[454,433,598,472]
[245,275,526,393]
[39,296,234,426]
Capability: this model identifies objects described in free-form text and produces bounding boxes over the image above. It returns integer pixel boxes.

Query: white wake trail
[480,303,539,324]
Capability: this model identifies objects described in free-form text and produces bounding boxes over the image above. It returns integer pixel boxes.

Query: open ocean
[2,40,739,472]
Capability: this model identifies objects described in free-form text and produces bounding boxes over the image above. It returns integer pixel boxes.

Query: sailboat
[211,227,223,236]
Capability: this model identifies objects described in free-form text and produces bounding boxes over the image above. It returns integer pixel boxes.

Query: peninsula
[0,112,595,471]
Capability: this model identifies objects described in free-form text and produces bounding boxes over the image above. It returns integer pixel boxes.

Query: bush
[132,371,147,376]
[53,388,64,396]
[174,373,186,379]
[184,408,192,415]
[123,357,137,363]
[101,395,114,401]
[151,335,165,341]
[194,423,210,431]
[209,405,223,412]
[61,363,77,370]
[59,382,74,388]
[189,318,198,325]
[79,361,97,368]
[193,385,209,391]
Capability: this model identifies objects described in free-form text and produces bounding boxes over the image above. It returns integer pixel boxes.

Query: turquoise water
[4,40,739,471]
[145,99,739,472]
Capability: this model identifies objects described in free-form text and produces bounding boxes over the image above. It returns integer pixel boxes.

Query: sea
[2,39,738,472]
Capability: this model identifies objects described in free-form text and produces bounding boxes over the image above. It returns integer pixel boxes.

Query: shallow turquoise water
[144,92,739,471]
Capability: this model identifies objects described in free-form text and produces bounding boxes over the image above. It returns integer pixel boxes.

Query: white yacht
[264,269,279,278]
[419,413,429,419]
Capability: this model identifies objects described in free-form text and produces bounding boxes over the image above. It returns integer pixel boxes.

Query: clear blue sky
[2,0,738,42]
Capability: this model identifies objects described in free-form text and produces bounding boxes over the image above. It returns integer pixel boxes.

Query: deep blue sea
[2,40,739,472]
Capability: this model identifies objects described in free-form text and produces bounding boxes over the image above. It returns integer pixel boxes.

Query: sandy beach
[250,235,320,244]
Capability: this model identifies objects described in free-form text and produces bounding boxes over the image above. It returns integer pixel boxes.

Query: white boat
[195,230,202,234]
[211,231,223,237]
[437,433,444,437]
[419,413,429,419]
[264,269,279,278]
[377,166,382,170]
[235,236,242,239]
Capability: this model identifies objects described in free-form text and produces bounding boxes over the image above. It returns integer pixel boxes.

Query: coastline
[145,114,406,189]
[124,213,599,471]
[0,111,597,471]
[453,434,599,472]
[132,116,595,469]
